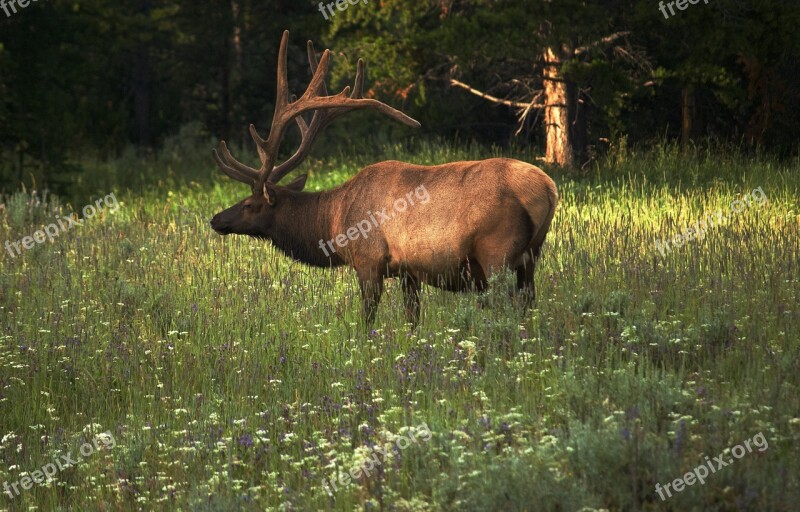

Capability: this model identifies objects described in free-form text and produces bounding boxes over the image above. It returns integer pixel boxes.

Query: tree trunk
[542,47,574,167]
[681,84,697,149]
[133,0,152,152]
[220,35,231,144]
[230,0,243,146]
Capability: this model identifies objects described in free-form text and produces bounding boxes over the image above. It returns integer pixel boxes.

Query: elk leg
[474,251,514,306]
[401,274,421,326]
[516,247,541,308]
[516,258,536,308]
[358,275,384,328]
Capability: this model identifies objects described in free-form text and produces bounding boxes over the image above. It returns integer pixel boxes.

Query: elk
[210,31,558,326]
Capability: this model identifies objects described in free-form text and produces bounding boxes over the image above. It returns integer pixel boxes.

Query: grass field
[1,142,799,511]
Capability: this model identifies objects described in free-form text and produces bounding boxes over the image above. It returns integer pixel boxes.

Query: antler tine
[212,141,260,186]
[249,124,268,168]
[351,59,365,99]
[248,30,293,188]
[307,41,328,96]
[302,49,333,103]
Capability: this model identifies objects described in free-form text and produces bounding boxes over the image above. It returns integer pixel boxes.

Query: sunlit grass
[0,142,798,510]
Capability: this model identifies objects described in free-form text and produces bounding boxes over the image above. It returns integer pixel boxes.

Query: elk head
[209,30,420,239]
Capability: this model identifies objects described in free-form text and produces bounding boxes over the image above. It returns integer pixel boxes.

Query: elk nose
[210,214,231,235]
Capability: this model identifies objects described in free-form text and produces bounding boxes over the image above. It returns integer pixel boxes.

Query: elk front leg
[401,274,420,327]
[358,274,384,328]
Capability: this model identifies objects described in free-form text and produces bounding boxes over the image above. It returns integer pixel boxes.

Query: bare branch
[574,31,631,56]
[515,91,544,136]
[449,78,538,109]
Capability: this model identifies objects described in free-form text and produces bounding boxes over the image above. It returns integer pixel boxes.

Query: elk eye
[242,203,252,211]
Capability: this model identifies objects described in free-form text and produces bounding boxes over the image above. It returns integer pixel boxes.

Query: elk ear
[284,174,308,192]
[262,182,277,206]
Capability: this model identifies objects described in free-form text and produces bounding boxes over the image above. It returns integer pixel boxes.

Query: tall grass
[0,141,798,510]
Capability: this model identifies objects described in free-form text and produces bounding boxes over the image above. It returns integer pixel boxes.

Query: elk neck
[265,188,346,268]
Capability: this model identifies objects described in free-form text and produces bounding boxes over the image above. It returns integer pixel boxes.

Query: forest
[1,0,799,193]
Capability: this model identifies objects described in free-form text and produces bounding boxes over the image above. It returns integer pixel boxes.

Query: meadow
[0,141,798,511]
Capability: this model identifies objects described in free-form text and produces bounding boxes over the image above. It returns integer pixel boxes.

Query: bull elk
[210,31,558,326]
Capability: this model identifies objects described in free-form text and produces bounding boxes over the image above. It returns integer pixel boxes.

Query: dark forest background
[1,0,799,197]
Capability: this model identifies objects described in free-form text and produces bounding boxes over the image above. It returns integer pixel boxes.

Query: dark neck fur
[263,189,345,268]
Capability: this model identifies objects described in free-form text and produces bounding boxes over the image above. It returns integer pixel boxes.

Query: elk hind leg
[516,248,539,308]
[358,273,385,328]
[401,274,421,327]
[475,246,516,305]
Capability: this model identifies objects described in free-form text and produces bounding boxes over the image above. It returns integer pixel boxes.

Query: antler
[212,30,421,191]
